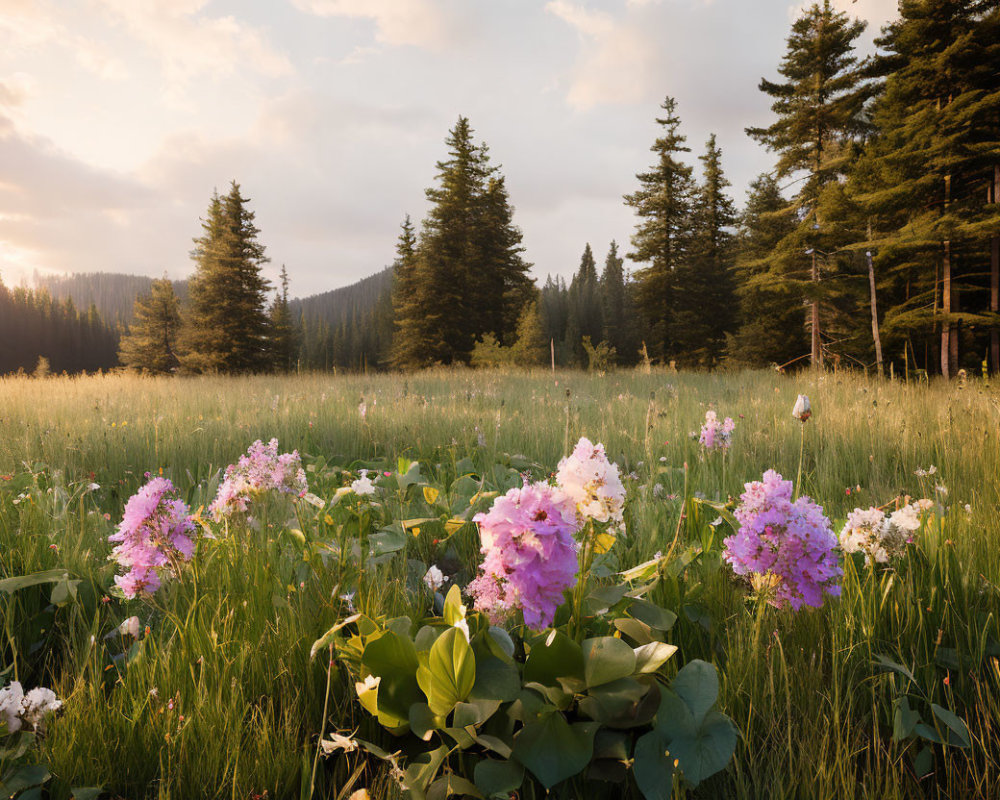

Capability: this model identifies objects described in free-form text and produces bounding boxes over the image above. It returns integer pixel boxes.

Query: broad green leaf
[0,569,69,594]
[668,710,738,786]
[594,729,631,761]
[409,702,443,741]
[423,486,441,505]
[471,656,521,703]
[578,677,648,722]
[453,698,500,727]
[474,759,524,798]
[362,631,421,727]
[310,614,361,659]
[583,636,636,688]
[873,654,916,684]
[634,642,678,674]
[442,585,465,626]
[930,704,971,748]
[523,630,583,686]
[512,713,598,789]
[671,659,718,724]
[892,696,919,741]
[633,729,673,800]
[427,774,483,800]
[614,616,656,645]
[416,627,476,717]
[628,599,677,632]
[403,744,448,799]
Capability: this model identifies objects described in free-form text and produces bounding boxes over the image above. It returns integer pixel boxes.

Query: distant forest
[3,0,998,378]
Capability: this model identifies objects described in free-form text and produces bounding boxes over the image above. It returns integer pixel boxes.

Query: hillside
[288,266,393,329]
[34,271,188,327]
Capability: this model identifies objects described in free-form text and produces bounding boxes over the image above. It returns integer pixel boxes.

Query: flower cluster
[109,476,196,598]
[209,439,307,520]
[723,470,842,609]
[555,437,626,530]
[0,681,62,734]
[467,481,579,629]
[839,501,930,564]
[698,410,735,452]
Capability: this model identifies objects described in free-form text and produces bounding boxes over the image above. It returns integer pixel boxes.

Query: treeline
[0,280,119,374]
[35,272,188,326]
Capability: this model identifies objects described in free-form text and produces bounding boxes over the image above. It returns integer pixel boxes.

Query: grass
[1,368,999,799]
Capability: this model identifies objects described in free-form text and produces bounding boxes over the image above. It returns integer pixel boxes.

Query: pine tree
[729,175,806,366]
[268,265,296,372]
[601,241,627,355]
[676,134,738,365]
[625,96,695,362]
[850,0,1000,376]
[119,278,182,373]
[511,298,549,367]
[181,183,272,373]
[746,0,872,368]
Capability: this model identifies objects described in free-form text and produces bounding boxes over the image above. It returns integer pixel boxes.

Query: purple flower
[699,410,735,453]
[467,481,579,629]
[209,439,308,520]
[109,477,195,599]
[723,470,841,609]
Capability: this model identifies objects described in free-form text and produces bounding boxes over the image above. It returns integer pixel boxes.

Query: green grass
[1,368,999,799]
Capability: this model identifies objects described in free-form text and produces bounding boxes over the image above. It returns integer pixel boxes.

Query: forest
[3,0,997,378]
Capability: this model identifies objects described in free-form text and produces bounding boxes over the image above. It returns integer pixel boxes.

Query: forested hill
[34,271,188,326]
[289,267,393,329]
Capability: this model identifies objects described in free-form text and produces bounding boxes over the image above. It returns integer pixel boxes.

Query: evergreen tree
[181,183,272,373]
[119,278,182,374]
[511,298,549,367]
[850,0,1000,376]
[746,0,872,367]
[676,134,738,365]
[625,96,696,362]
[729,175,806,366]
[268,265,296,373]
[600,241,627,356]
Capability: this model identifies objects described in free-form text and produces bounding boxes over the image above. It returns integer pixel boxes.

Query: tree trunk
[867,251,884,378]
[991,165,999,374]
[941,174,955,378]
[810,250,822,368]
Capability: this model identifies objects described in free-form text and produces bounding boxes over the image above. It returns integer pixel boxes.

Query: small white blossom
[118,616,141,639]
[792,394,812,421]
[423,565,447,593]
[350,476,376,496]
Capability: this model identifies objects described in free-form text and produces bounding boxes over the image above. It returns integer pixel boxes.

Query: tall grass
[1,368,998,798]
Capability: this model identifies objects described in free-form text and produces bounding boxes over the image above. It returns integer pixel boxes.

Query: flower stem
[308,643,334,800]
[794,423,806,500]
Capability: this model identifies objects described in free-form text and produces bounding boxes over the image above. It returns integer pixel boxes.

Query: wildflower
[0,681,24,733]
[698,410,736,452]
[467,481,579,629]
[20,688,62,731]
[209,439,307,520]
[321,733,360,754]
[792,395,812,421]
[109,477,196,599]
[118,616,142,639]
[423,565,447,592]
[555,437,626,531]
[723,470,841,609]
[350,474,376,496]
[838,507,908,565]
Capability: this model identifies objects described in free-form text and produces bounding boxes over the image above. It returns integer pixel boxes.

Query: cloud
[291,0,473,51]
[545,1,665,111]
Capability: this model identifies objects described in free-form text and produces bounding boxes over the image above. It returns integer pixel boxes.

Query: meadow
[1,368,999,799]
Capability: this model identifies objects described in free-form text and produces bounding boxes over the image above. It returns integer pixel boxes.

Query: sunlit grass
[1,368,999,799]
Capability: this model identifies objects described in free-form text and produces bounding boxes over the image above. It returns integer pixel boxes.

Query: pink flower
[555,437,625,530]
[723,470,841,609]
[698,410,735,453]
[209,439,307,520]
[467,481,579,629]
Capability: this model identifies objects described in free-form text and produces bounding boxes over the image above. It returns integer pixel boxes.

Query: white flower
[555,437,626,529]
[118,616,141,639]
[350,476,376,496]
[423,565,447,593]
[86,483,100,492]
[454,617,471,643]
[338,592,356,611]
[20,686,62,731]
[889,504,921,532]
[792,394,811,421]
[0,681,24,734]
[358,674,380,693]
[320,732,359,754]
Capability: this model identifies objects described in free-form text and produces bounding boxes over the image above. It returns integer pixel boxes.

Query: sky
[0,0,897,299]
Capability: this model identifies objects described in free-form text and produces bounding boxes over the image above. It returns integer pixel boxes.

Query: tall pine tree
[119,278,182,374]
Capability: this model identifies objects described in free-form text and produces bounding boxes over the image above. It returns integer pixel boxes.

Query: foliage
[118,278,182,374]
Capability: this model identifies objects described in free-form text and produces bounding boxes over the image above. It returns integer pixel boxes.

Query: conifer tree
[747,0,872,367]
[601,241,627,355]
[181,183,272,373]
[119,278,182,374]
[511,298,549,367]
[625,96,695,362]
[268,265,296,373]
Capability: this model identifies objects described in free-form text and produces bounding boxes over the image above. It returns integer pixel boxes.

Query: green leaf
[930,704,971,748]
[583,636,637,688]
[578,677,648,722]
[892,696,919,741]
[361,631,421,727]
[0,569,70,595]
[614,617,656,645]
[310,614,361,659]
[416,627,476,717]
[427,774,483,800]
[453,698,500,727]
[594,729,631,761]
[633,642,678,674]
[628,599,677,632]
[669,710,738,786]
[486,627,515,659]
[409,702,442,741]
[512,713,598,789]
[633,729,673,800]
[873,654,916,684]
[471,656,521,703]
[671,659,718,724]
[474,759,524,798]
[913,746,934,777]
[0,763,50,795]
[403,744,448,799]
[442,585,465,626]
[523,631,583,686]
[70,789,105,800]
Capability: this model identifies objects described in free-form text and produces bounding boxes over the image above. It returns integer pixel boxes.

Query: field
[1,369,999,800]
